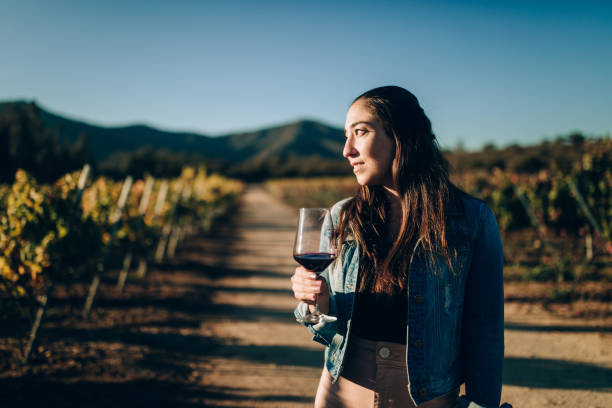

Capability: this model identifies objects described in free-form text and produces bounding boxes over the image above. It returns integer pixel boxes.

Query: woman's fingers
[292,282,322,300]
[292,276,322,291]
[291,266,324,301]
[291,267,331,315]
[293,266,317,279]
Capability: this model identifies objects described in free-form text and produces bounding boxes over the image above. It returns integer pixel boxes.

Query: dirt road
[187,185,325,407]
[1,185,610,407]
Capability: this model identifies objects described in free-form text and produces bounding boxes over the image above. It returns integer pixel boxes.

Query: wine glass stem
[313,294,320,316]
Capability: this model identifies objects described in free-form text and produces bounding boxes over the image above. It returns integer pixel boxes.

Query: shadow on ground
[503,356,612,390]
[0,377,314,408]
[505,322,612,333]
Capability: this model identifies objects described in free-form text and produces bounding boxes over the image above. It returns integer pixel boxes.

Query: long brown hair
[336,86,461,294]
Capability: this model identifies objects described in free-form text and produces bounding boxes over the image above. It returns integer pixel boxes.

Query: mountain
[0,100,600,181]
[0,101,345,165]
[221,120,345,163]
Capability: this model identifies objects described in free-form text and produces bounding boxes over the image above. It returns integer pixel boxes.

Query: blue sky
[1,0,611,150]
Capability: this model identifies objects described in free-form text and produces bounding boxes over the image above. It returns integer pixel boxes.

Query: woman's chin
[354,171,387,187]
[356,176,379,187]
[355,175,368,186]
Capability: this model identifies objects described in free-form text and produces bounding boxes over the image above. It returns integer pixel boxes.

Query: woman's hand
[291,266,330,315]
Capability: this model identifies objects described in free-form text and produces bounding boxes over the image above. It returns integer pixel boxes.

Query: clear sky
[1,0,611,150]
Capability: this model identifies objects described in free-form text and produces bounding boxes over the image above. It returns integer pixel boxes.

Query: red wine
[294,252,336,272]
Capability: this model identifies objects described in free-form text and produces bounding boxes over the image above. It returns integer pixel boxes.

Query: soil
[1,185,611,407]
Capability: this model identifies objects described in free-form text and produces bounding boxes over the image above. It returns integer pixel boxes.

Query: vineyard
[266,138,612,313]
[0,165,243,366]
[0,143,609,406]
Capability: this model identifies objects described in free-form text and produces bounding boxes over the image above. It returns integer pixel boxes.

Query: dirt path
[187,185,323,407]
[1,185,610,407]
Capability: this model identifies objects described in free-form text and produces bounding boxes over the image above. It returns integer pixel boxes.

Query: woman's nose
[343,137,357,158]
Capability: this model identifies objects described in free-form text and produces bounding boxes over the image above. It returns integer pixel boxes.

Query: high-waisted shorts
[314,335,459,408]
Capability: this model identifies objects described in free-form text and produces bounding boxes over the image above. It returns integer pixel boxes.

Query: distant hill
[0,101,344,165]
[1,100,600,181]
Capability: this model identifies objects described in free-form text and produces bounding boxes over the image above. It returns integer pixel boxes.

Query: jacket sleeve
[461,203,505,408]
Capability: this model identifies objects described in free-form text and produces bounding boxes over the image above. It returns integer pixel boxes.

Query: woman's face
[343,99,395,187]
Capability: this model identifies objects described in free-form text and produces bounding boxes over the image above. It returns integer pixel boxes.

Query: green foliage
[452,138,612,239]
[522,265,559,282]
[548,287,579,303]
[0,170,102,304]
[0,166,243,320]
[570,138,612,241]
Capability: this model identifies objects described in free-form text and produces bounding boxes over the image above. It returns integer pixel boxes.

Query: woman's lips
[352,162,365,173]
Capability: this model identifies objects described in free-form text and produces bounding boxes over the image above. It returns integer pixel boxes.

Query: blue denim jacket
[295,193,505,408]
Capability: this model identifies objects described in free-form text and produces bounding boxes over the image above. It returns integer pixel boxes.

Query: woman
[292,86,506,408]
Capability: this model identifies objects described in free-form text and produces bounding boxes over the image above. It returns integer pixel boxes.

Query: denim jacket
[295,193,505,408]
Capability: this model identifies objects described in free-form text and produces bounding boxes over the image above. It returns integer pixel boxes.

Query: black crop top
[350,277,408,344]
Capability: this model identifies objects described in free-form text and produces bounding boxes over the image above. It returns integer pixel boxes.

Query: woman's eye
[355,128,367,136]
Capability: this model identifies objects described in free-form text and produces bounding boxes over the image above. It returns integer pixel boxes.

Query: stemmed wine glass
[293,208,337,324]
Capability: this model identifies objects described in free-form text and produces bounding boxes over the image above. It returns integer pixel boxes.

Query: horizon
[4,97,606,153]
[1,1,611,150]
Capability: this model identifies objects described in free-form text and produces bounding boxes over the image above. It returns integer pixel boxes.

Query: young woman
[292,86,506,408]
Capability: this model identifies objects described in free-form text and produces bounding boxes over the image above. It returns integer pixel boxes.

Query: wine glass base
[301,314,321,324]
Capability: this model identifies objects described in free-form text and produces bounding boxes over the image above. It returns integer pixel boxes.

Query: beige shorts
[314,335,458,408]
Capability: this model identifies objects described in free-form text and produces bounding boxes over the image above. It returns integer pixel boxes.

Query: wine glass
[294,208,337,324]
